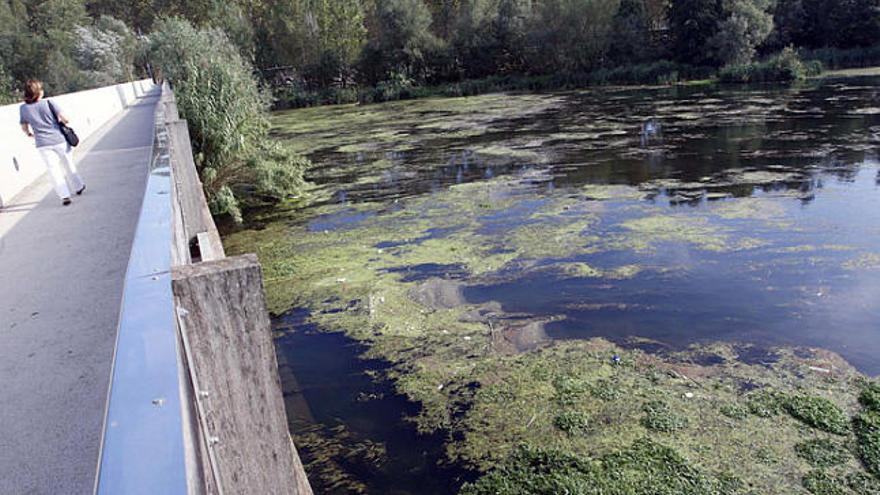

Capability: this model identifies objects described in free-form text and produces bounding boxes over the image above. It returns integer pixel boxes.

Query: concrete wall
[0,79,154,207]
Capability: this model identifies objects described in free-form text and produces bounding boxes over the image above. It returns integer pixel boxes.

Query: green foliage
[859,382,880,412]
[803,470,849,495]
[720,402,750,420]
[553,411,591,435]
[529,0,620,74]
[552,375,590,406]
[719,47,819,83]
[0,64,15,104]
[148,18,308,220]
[590,378,623,401]
[747,390,787,417]
[74,16,138,86]
[360,0,441,84]
[784,395,850,435]
[710,0,775,66]
[671,0,724,65]
[853,410,880,478]
[642,400,689,432]
[847,472,880,494]
[795,439,851,468]
[460,439,741,495]
[801,45,880,70]
[609,0,652,64]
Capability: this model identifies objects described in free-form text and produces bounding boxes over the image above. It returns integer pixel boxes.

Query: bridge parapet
[95,83,312,495]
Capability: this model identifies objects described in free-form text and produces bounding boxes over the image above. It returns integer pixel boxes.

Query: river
[223,75,880,494]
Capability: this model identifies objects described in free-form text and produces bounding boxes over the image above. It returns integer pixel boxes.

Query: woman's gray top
[19,99,65,148]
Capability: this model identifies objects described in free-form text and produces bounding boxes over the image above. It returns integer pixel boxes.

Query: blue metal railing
[93,87,189,494]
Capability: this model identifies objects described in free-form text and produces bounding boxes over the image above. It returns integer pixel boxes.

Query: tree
[73,16,138,86]
[763,0,806,52]
[609,0,652,63]
[360,0,441,83]
[0,63,15,103]
[670,0,723,65]
[529,0,621,73]
[833,0,880,48]
[710,0,774,65]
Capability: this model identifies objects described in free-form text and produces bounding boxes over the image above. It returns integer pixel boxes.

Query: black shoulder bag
[47,100,80,147]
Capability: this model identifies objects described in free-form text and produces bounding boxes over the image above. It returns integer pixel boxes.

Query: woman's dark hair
[24,79,43,104]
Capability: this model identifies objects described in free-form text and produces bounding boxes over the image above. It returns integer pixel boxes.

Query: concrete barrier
[0,79,154,207]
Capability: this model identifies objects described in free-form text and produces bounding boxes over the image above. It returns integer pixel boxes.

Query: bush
[719,47,819,84]
[148,18,308,221]
[784,395,850,435]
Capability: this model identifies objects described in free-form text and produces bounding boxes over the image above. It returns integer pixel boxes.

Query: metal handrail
[93,85,189,494]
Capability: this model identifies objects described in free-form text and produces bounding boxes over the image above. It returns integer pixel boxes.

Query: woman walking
[19,79,86,206]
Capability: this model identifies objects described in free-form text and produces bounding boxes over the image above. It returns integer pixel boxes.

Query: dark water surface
[257,76,880,493]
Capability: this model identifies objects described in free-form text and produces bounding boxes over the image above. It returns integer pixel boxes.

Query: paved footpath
[0,90,159,494]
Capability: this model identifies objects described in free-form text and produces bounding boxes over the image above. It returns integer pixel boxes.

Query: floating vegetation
[860,382,880,412]
[784,395,850,435]
[225,78,880,493]
[795,439,851,468]
[460,439,742,495]
[853,411,880,477]
[747,390,788,417]
[719,402,750,420]
[641,399,690,432]
[553,411,591,435]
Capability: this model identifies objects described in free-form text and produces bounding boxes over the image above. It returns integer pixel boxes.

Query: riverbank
[272,46,880,111]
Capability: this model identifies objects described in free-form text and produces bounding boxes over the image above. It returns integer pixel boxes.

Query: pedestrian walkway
[0,89,159,494]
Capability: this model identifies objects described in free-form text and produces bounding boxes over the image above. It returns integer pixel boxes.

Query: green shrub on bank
[275,61,710,109]
[719,47,822,84]
[801,45,880,70]
[148,18,308,221]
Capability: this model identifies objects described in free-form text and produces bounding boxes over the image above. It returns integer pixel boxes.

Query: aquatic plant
[853,410,880,478]
[552,375,590,406]
[859,382,880,412]
[641,400,689,433]
[746,390,787,417]
[460,439,741,495]
[803,470,849,495]
[719,403,749,420]
[553,411,590,435]
[590,378,623,402]
[846,472,880,494]
[784,395,850,435]
[794,439,850,468]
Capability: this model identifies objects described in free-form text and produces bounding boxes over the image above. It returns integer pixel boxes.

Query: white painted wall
[0,79,155,207]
